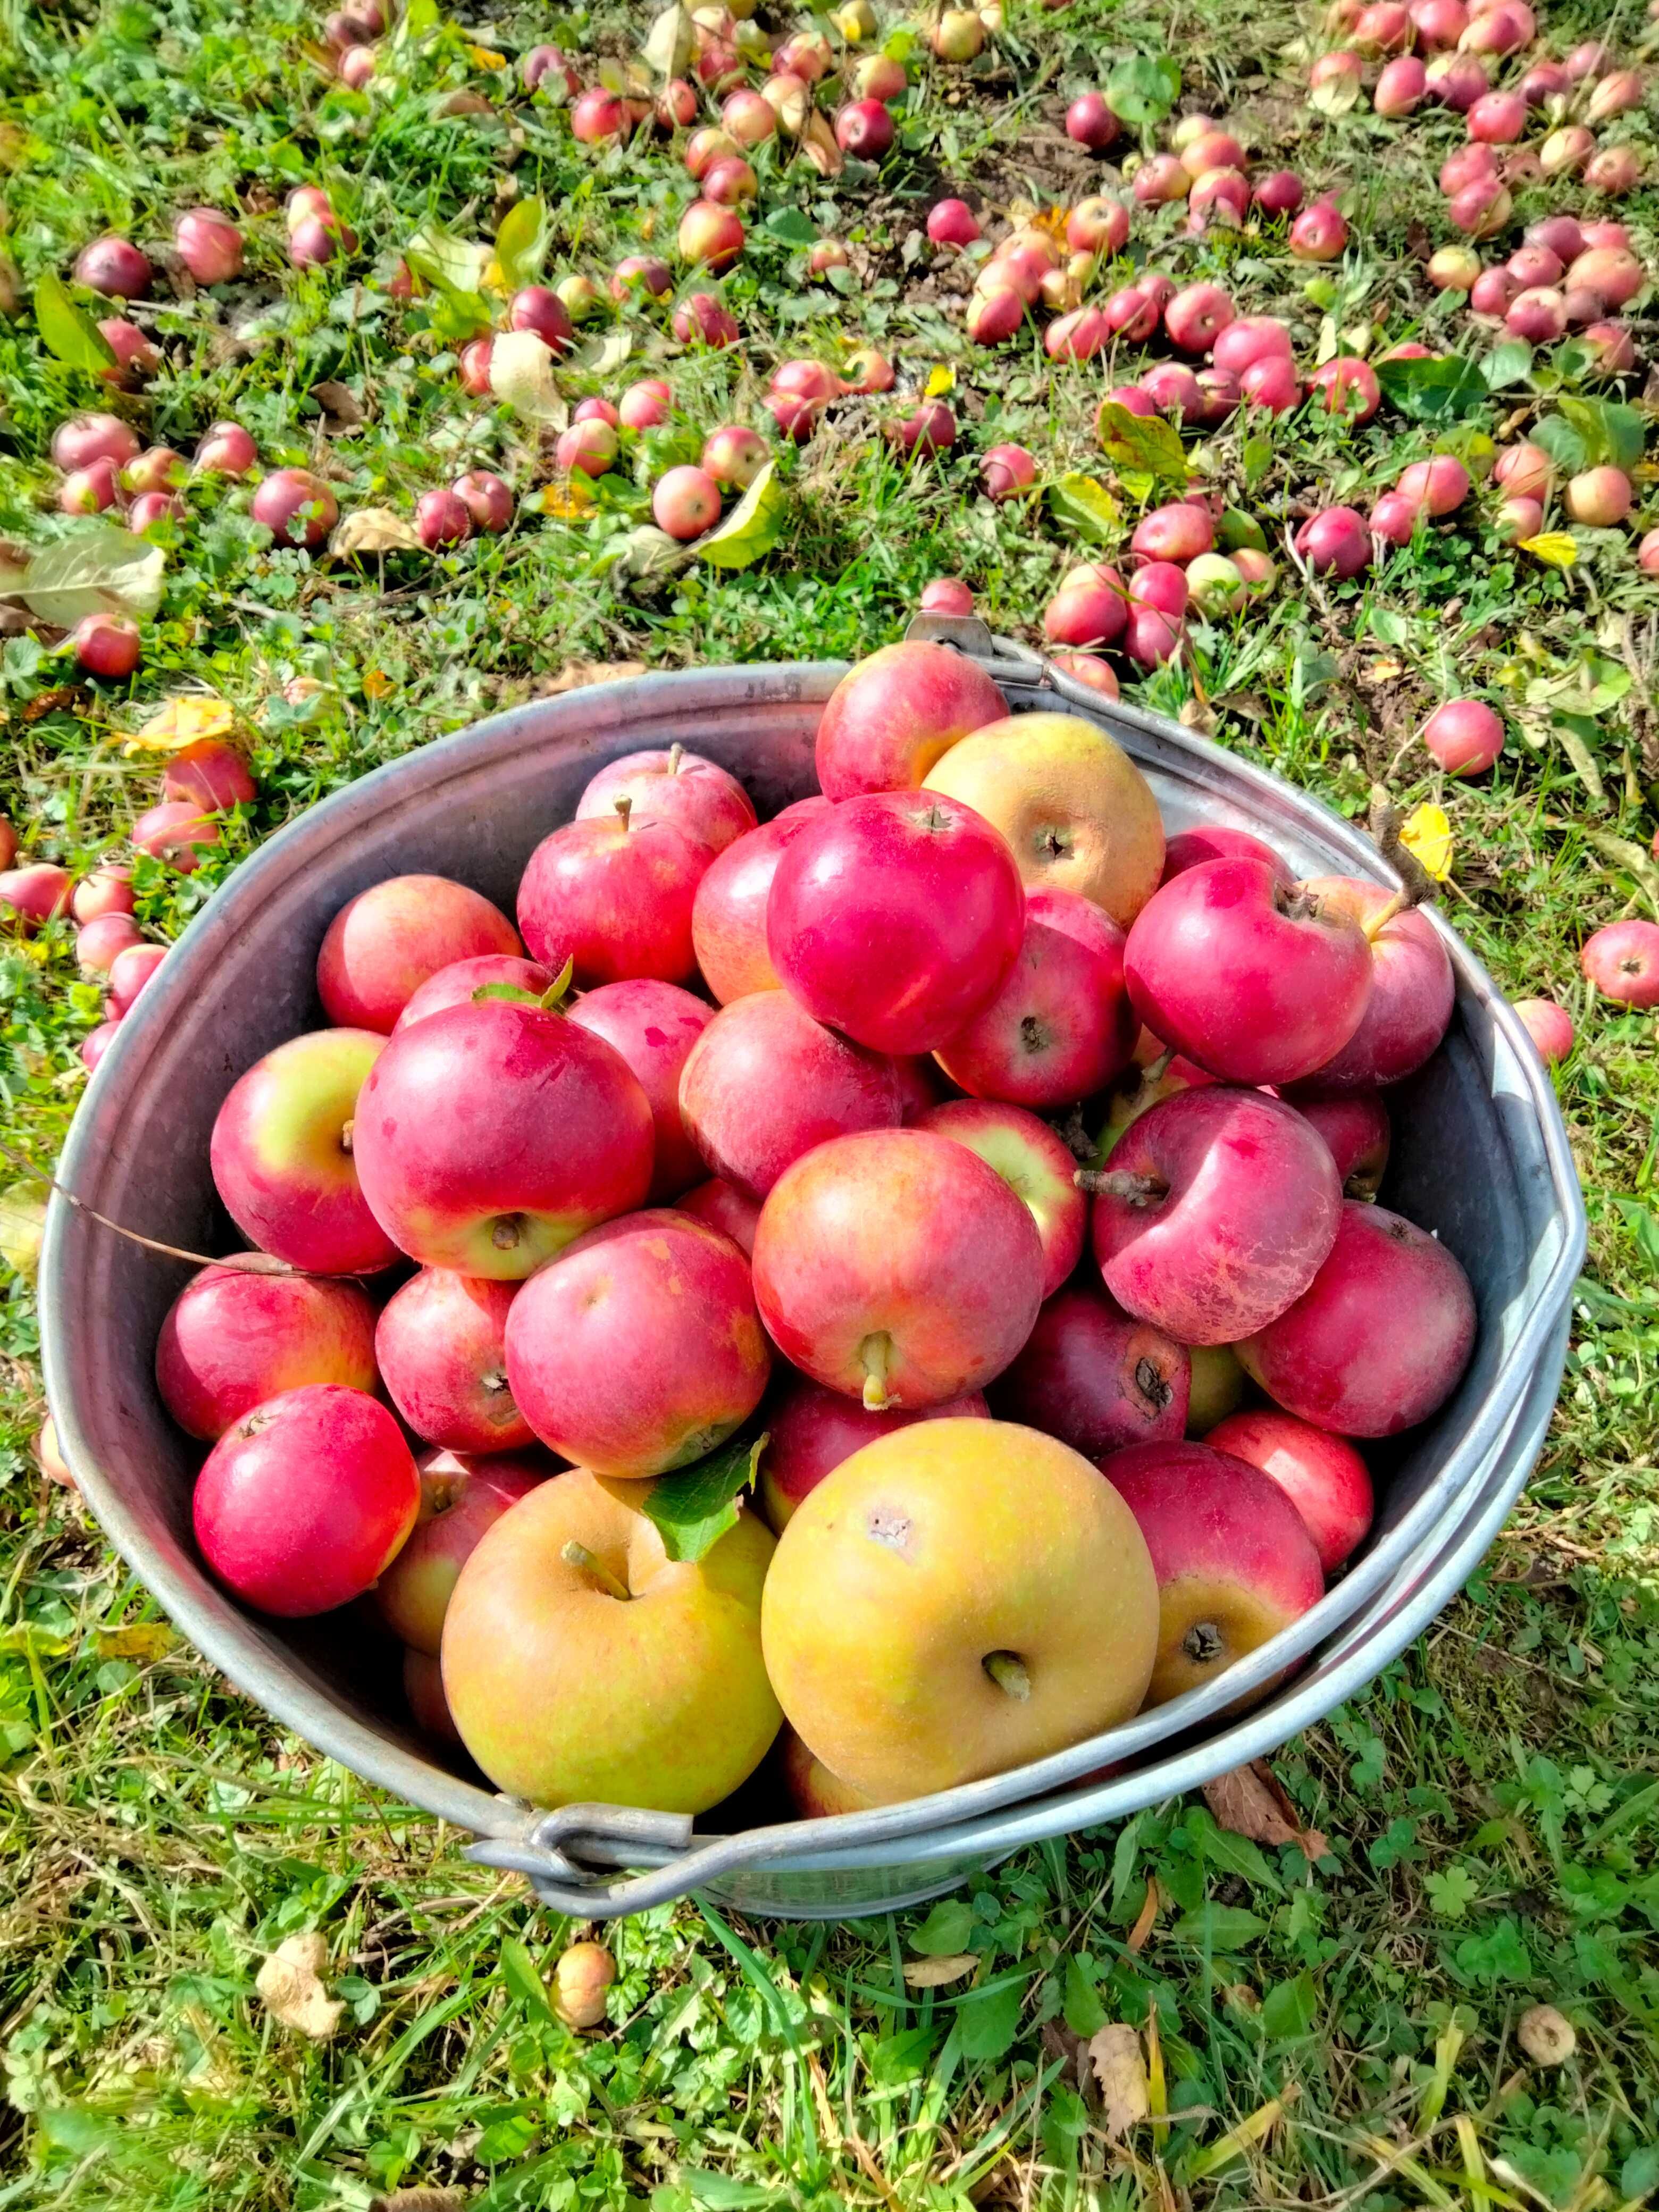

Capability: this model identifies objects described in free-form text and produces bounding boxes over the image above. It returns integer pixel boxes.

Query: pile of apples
[148,639,1485,1820]
[1426,212,1643,371]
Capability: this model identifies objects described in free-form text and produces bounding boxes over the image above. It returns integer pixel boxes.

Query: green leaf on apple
[1094,404,1188,489]
[697,463,785,571]
[642,1429,767,1563]
[32,271,116,375]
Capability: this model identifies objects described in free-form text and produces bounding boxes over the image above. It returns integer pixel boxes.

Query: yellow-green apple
[517,810,715,985]
[210,1028,402,1274]
[989,1280,1188,1456]
[1123,858,1373,1085]
[760,1418,1158,1800]
[675,1175,761,1254]
[374,1270,533,1453]
[567,977,713,1200]
[766,791,1025,1055]
[921,713,1164,927]
[554,1940,616,2031]
[1296,1090,1390,1199]
[1238,1200,1477,1435]
[374,1447,549,1650]
[814,639,1006,800]
[934,885,1136,1108]
[1089,1087,1341,1343]
[194,1385,420,1617]
[393,953,554,1031]
[917,1098,1085,1296]
[776,1721,875,1815]
[691,797,833,1002]
[351,998,653,1277]
[316,874,522,1032]
[1292,878,1454,1090]
[1205,1410,1373,1571]
[404,1647,462,1744]
[678,990,901,1198]
[505,1210,770,1477]
[1185,1342,1246,1434]
[1099,1438,1324,1705]
[155,1263,379,1440]
[575,745,757,853]
[440,1467,780,1811]
[758,1373,988,1529]
[752,1129,1044,1409]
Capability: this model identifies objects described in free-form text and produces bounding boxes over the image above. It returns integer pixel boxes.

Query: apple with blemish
[375,1271,535,1454]
[991,1279,1189,1458]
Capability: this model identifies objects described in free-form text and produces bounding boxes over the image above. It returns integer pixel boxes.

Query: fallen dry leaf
[312,379,365,430]
[534,659,648,697]
[902,1954,979,1988]
[330,508,422,557]
[22,685,85,723]
[125,694,237,754]
[1126,1872,1159,1953]
[489,329,568,427]
[1088,2024,1149,2140]
[1203,1761,1329,1862]
[1517,2004,1576,2066]
[94,1623,177,1663]
[370,2192,467,2212]
[256,1931,345,2041]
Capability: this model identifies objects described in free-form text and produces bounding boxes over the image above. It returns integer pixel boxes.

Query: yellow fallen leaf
[1519,532,1578,568]
[94,1623,178,1663]
[540,479,597,520]
[1401,802,1454,883]
[125,694,236,754]
[1185,2094,1288,2181]
[488,329,568,426]
[902,1953,978,1987]
[467,43,508,67]
[331,508,422,557]
[363,667,395,700]
[924,364,956,399]
[1088,2024,1149,2140]
[255,1932,344,2041]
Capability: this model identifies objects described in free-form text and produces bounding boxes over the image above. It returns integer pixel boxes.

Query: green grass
[3,0,1659,2203]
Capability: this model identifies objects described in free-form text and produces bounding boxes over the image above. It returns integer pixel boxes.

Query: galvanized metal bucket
[41,625,1585,1921]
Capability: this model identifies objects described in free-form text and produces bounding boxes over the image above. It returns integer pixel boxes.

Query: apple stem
[1073,1168,1164,1206]
[859,1331,893,1411]
[491,1213,524,1252]
[983,1650,1031,1700]
[614,794,633,831]
[1143,1047,1173,1086]
[667,742,684,775]
[560,1541,632,1602]
[1362,889,1409,942]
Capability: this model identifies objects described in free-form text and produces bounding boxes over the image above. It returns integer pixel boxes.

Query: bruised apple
[350,997,653,1276]
[752,1129,1045,1409]
[155,1264,379,1440]
[758,1375,988,1529]
[373,1449,549,1649]
[374,1270,534,1453]
[814,640,1007,799]
[505,1210,770,1477]
[917,1099,1086,1297]
[760,1419,1159,1802]
[678,990,901,1198]
[440,1468,779,1812]
[989,1279,1189,1457]
[1100,1438,1325,1706]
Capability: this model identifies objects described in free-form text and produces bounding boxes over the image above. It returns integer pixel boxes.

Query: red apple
[350,997,654,1275]
[1581,919,1659,1007]
[74,913,143,974]
[52,413,140,473]
[508,283,574,354]
[1164,281,1235,353]
[918,1097,1086,1297]
[162,739,256,812]
[1422,697,1504,774]
[767,790,1025,1055]
[1205,1410,1373,1571]
[375,1449,548,1651]
[1254,169,1305,214]
[76,613,143,681]
[516,810,714,986]
[1089,1086,1342,1342]
[1124,858,1373,1085]
[675,1175,762,1254]
[752,1128,1045,1408]
[702,423,768,485]
[989,1280,1189,1457]
[564,978,711,1201]
[928,198,982,247]
[416,488,472,550]
[210,1028,401,1274]
[920,578,974,615]
[1294,506,1371,579]
[933,884,1135,1107]
[1295,878,1455,1088]
[393,953,554,1030]
[505,1209,770,1477]
[575,746,756,856]
[453,471,514,533]
[1238,1199,1477,1435]
[1290,202,1348,259]
[194,420,258,476]
[678,988,902,1197]
[1212,316,1294,376]
[1513,998,1574,1063]
[757,1376,989,1529]
[74,235,152,297]
[1309,356,1381,423]
[194,1385,419,1618]
[316,874,521,1032]
[155,1264,380,1441]
[71,865,134,923]
[1161,825,1288,883]
[690,798,834,1001]
[1100,1438,1325,1705]
[375,1271,535,1453]
[814,639,1006,800]
[106,941,166,1015]
[1131,501,1213,563]
[1296,1090,1391,1197]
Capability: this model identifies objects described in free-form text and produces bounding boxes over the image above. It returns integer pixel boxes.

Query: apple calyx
[1134,1354,1174,1411]
[859,1329,893,1410]
[560,1539,633,1601]
[490,1211,527,1251]
[339,1118,354,1155]
[1181,1620,1225,1664]
[1073,1167,1166,1206]
[983,1649,1032,1699]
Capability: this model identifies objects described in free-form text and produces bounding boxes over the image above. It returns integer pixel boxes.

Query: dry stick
[0,1134,295,1276]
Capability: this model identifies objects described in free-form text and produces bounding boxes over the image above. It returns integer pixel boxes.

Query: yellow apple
[760,1418,1158,1803]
